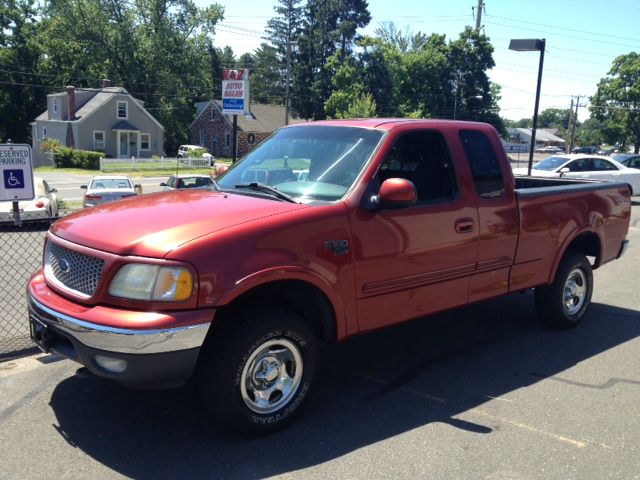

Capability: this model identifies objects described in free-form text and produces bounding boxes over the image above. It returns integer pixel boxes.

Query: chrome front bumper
[28,295,211,355]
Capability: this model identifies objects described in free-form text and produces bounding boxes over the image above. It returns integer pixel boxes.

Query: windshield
[90,178,132,189]
[217,125,384,202]
[532,156,569,171]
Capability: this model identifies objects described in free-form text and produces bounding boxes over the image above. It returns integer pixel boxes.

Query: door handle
[455,218,475,234]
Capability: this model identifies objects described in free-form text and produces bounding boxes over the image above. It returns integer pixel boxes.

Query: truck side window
[460,130,505,199]
[379,131,457,203]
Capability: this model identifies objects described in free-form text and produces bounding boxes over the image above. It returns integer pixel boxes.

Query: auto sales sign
[222,69,250,115]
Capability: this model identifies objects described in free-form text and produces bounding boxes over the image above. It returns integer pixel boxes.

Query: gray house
[31,80,164,166]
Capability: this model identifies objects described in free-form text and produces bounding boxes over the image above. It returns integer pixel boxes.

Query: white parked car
[81,175,141,208]
[513,154,640,195]
[0,176,59,222]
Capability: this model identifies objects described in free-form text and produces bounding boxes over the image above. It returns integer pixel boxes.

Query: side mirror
[51,188,58,193]
[134,184,142,194]
[559,167,570,177]
[159,182,167,187]
[377,178,417,209]
[80,185,87,189]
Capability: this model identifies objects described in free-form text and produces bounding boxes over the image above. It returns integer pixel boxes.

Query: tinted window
[378,131,457,204]
[592,159,616,171]
[460,130,505,198]
[568,159,591,172]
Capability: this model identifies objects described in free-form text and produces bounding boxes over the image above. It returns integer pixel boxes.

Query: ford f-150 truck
[27,119,631,434]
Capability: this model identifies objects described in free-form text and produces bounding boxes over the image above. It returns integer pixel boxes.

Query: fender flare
[217,266,349,340]
[546,226,602,284]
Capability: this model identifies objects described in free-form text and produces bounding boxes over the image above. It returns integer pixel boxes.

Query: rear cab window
[459,130,505,199]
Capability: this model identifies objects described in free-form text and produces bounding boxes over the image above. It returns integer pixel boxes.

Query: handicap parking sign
[0,144,34,202]
[3,169,25,189]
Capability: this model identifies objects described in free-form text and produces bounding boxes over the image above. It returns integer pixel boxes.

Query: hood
[51,190,308,257]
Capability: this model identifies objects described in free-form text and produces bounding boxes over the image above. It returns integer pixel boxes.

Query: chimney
[102,79,112,89]
[66,85,76,121]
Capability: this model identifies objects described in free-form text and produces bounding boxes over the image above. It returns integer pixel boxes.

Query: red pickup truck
[27,119,631,434]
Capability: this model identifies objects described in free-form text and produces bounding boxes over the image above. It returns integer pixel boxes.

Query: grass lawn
[36,159,232,177]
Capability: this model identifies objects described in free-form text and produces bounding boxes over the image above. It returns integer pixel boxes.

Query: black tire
[196,307,318,435]
[534,251,593,329]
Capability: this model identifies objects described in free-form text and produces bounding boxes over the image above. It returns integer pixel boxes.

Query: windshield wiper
[233,182,298,203]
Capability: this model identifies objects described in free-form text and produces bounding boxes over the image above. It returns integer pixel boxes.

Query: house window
[53,99,58,113]
[225,133,231,147]
[117,101,128,119]
[140,133,150,151]
[93,131,105,150]
[42,127,47,139]
[199,129,205,146]
[210,106,216,121]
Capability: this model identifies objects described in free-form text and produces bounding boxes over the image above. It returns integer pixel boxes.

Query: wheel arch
[213,279,339,343]
[549,229,602,283]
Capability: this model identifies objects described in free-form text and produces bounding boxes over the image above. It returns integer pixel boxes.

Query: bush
[53,147,101,170]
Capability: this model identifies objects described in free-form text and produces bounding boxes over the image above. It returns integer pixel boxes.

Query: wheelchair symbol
[7,172,19,186]
[3,169,24,189]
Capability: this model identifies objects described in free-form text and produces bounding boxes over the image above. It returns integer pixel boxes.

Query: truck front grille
[45,240,105,297]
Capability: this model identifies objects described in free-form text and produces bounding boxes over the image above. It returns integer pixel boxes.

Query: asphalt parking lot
[1,202,639,480]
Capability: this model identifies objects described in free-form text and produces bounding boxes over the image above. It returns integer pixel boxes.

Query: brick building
[189,101,306,159]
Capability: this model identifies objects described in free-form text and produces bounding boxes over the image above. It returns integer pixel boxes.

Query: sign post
[222,69,250,162]
[0,143,35,226]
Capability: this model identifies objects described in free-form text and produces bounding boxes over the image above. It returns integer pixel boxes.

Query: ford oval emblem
[58,258,71,273]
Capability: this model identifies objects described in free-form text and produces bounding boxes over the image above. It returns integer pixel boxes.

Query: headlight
[109,264,193,301]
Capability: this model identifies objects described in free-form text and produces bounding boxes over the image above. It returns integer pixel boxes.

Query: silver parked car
[81,175,141,207]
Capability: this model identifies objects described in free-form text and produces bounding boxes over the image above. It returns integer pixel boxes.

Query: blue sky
[203,0,640,120]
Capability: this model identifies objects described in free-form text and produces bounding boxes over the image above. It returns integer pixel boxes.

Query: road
[40,172,170,203]
[1,202,639,479]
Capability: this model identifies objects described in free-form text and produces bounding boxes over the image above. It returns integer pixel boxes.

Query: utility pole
[567,97,574,153]
[473,0,485,31]
[569,95,580,153]
[453,70,463,120]
[285,39,292,126]
[284,1,293,126]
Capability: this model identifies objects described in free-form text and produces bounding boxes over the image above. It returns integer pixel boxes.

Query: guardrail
[100,157,214,172]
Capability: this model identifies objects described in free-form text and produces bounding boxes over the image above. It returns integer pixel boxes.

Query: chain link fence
[0,213,76,359]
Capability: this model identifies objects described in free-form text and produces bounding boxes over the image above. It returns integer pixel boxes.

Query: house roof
[507,127,565,143]
[191,100,306,132]
[74,88,127,119]
[34,87,163,131]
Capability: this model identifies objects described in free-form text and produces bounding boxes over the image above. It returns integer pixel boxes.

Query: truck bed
[511,177,631,292]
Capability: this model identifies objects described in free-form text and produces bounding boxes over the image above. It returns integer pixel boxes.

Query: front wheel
[197,308,318,435]
[534,251,593,328]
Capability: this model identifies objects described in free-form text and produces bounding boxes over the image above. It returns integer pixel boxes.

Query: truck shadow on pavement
[48,293,640,479]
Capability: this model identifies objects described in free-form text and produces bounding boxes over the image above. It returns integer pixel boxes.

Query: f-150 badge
[323,239,349,256]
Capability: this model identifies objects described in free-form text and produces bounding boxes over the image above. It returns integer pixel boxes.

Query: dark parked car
[572,146,597,154]
[613,154,640,169]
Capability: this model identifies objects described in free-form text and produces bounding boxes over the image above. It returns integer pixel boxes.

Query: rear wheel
[534,251,593,328]
[197,307,318,435]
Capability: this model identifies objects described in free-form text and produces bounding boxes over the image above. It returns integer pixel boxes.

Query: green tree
[538,108,571,129]
[0,0,45,143]
[293,0,371,120]
[250,44,282,104]
[447,27,504,133]
[36,0,224,153]
[591,52,640,153]
[265,0,303,108]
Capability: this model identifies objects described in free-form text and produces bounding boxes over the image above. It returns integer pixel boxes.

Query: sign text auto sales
[222,69,250,115]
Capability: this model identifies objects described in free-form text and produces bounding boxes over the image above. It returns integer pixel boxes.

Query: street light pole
[509,38,546,176]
